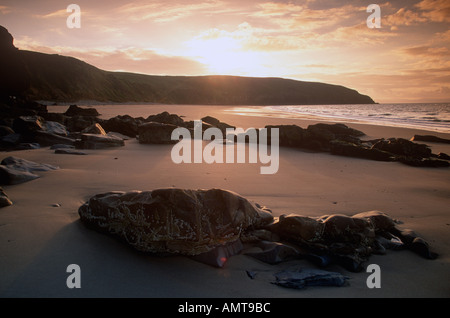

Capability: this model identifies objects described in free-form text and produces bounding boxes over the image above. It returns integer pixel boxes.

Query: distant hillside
[0,26,375,105]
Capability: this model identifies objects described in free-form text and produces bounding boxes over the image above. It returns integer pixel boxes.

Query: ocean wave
[266,103,450,133]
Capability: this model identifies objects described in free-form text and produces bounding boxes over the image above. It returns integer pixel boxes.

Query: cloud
[0,5,12,14]
[384,0,450,28]
[384,7,428,27]
[33,8,70,19]
[415,0,450,22]
[401,45,450,57]
[253,2,364,31]
[115,0,229,23]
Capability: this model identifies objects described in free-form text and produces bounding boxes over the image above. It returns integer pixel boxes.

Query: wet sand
[1,105,449,298]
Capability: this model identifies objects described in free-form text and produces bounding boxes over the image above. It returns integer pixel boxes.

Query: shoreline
[1,104,449,298]
[47,103,450,137]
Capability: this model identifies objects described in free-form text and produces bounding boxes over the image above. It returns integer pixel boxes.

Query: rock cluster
[1,96,448,167]
[79,188,438,272]
[0,100,127,151]
[261,211,437,272]
[266,123,449,167]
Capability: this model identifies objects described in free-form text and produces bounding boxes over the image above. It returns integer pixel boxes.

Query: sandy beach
[1,105,449,299]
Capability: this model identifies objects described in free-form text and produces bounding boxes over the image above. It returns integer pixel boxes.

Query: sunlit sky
[1,0,449,103]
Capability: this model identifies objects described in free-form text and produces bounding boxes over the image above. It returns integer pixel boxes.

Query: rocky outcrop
[78,188,274,259]
[306,123,365,151]
[79,188,438,271]
[265,210,437,272]
[267,123,449,167]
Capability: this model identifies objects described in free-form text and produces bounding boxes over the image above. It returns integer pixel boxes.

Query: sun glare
[185,33,265,76]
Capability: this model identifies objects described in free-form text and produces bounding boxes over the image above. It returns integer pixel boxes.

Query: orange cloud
[402,45,450,57]
[415,0,450,22]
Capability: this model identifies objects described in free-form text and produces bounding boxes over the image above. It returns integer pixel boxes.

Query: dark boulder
[64,105,99,117]
[0,156,58,185]
[307,123,365,138]
[101,115,141,138]
[265,124,307,148]
[44,121,69,136]
[78,188,274,258]
[42,112,67,125]
[12,116,45,135]
[146,111,184,127]
[138,122,179,144]
[0,165,39,185]
[65,115,98,132]
[35,131,75,147]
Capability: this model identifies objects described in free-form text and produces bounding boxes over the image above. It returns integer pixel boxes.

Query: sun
[184,31,265,76]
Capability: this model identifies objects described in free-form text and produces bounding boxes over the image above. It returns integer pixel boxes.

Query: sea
[47,103,450,134]
[237,103,450,134]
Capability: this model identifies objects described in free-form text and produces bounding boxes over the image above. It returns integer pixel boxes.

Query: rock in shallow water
[78,188,274,256]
